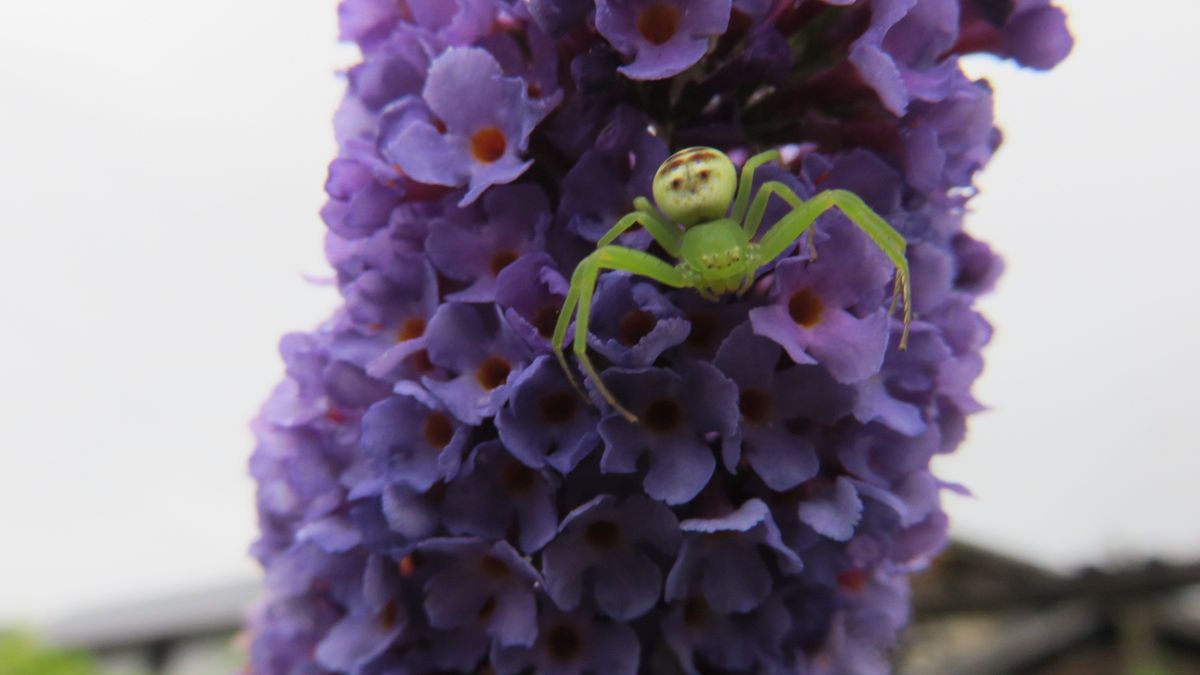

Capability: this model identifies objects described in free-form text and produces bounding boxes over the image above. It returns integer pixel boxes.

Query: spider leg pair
[552,148,911,422]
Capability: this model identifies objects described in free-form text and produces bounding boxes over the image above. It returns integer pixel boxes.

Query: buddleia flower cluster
[246,1,1071,672]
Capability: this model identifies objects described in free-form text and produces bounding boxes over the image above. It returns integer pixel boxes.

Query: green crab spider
[552,146,911,423]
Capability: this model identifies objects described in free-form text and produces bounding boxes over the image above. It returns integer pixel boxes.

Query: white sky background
[0,0,1196,623]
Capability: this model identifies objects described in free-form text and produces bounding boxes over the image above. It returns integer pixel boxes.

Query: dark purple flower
[491,598,641,675]
[497,355,602,473]
[422,302,533,425]
[315,554,408,672]
[804,571,910,675]
[426,183,551,302]
[558,106,668,248]
[662,597,792,675]
[797,476,864,542]
[587,274,690,367]
[598,363,738,504]
[596,0,732,80]
[959,0,1074,70]
[715,323,853,491]
[495,252,570,351]
[418,537,544,647]
[382,47,561,206]
[666,499,802,613]
[442,441,560,554]
[361,382,473,491]
[668,289,751,360]
[523,0,595,37]
[542,494,680,619]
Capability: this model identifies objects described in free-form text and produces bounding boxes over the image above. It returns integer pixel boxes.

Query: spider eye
[652,147,737,226]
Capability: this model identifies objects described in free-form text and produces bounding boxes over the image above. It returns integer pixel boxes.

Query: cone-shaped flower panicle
[248,1,1072,672]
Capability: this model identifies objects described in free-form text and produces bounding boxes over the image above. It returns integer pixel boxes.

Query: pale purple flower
[383,47,561,206]
[426,183,551,302]
[596,0,732,80]
[422,302,533,425]
[749,219,896,384]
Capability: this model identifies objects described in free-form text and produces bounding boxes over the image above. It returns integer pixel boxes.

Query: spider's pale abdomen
[652,147,737,226]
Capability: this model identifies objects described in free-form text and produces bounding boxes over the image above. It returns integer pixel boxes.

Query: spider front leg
[595,197,682,257]
[731,149,782,223]
[751,188,912,348]
[552,245,689,422]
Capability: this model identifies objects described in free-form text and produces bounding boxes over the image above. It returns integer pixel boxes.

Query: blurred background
[1,0,1197,673]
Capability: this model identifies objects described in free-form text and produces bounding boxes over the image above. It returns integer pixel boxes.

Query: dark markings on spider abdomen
[662,149,719,174]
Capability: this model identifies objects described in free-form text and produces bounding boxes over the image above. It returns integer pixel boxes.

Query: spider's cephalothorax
[553,146,912,422]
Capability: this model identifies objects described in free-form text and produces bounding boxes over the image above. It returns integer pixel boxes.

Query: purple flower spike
[383,47,561,206]
[497,355,602,473]
[749,219,896,383]
[492,598,641,675]
[250,1,1072,669]
[418,537,544,647]
[666,499,802,613]
[596,0,732,80]
[422,302,533,425]
[442,441,560,554]
[598,363,738,504]
[361,383,473,492]
[542,494,681,619]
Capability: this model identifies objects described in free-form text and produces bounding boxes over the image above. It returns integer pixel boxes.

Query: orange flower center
[422,412,454,449]
[637,4,681,46]
[470,126,507,163]
[476,355,512,390]
[396,316,426,342]
[788,288,824,328]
